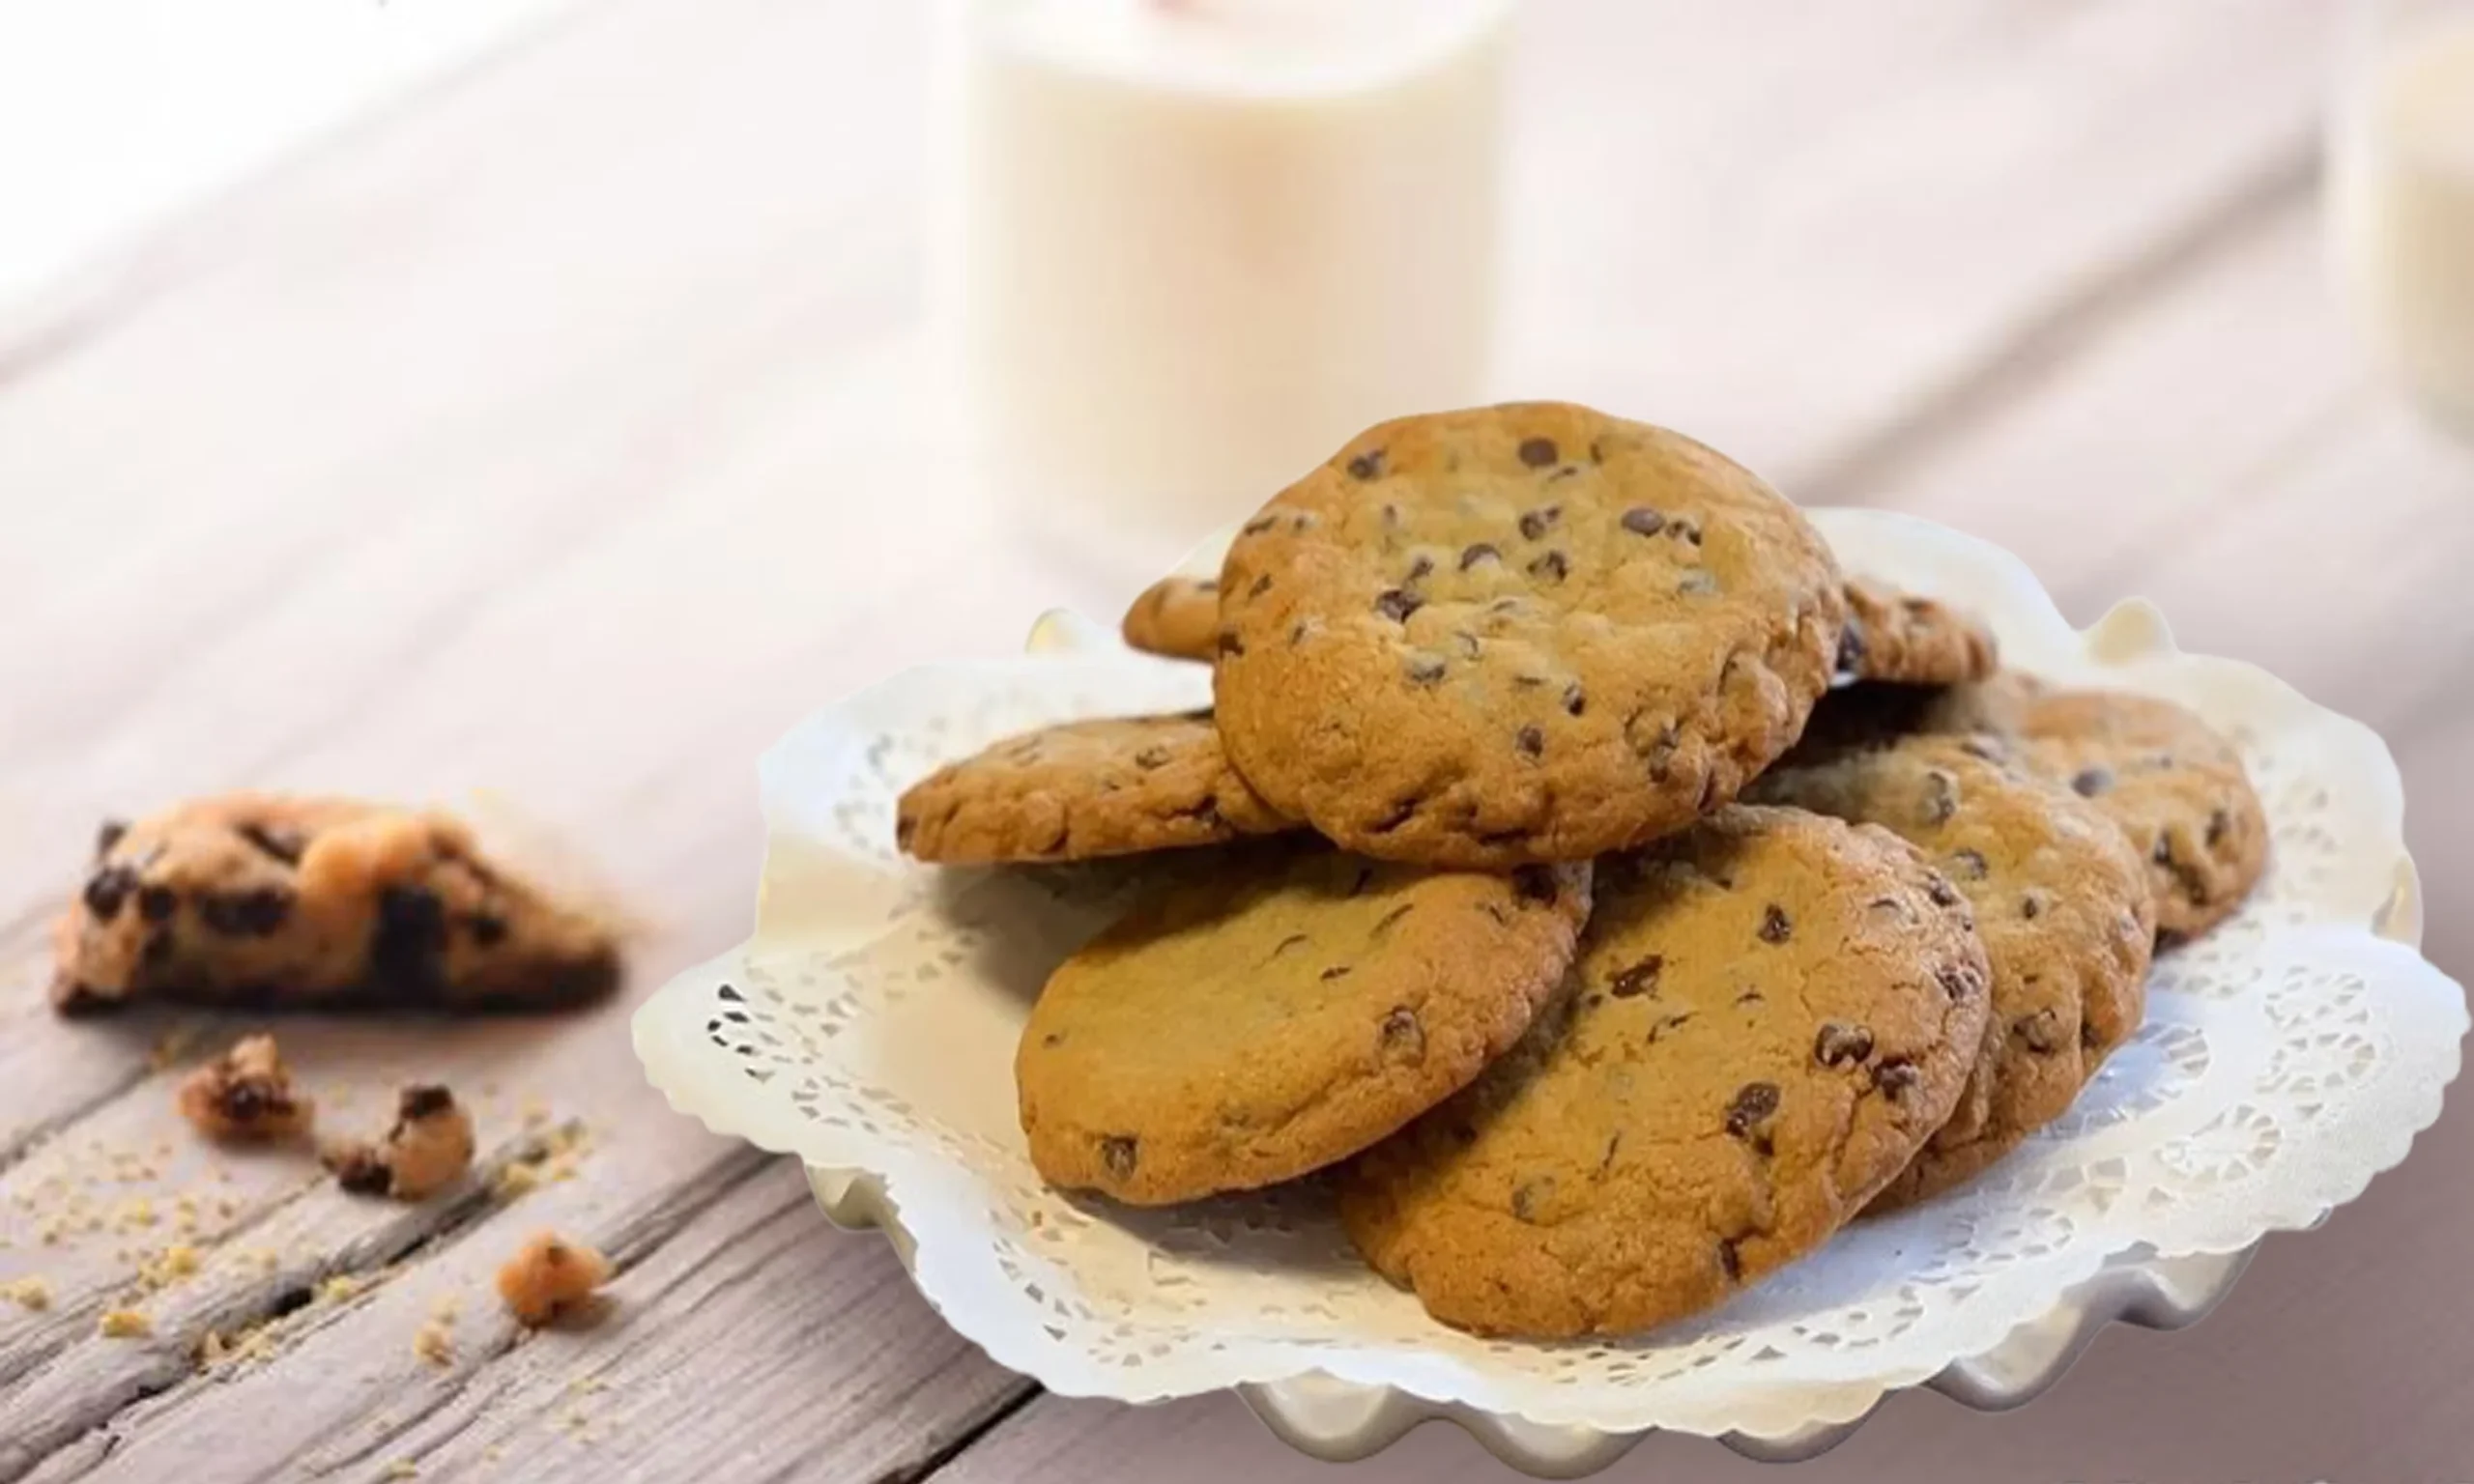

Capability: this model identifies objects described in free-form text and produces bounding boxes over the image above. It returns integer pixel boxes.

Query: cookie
[1018,844,1592,1205]
[1340,806,1990,1337]
[1837,578,1999,686]
[2015,690,2267,938]
[1121,576,1220,662]
[1214,404,1844,867]
[895,712,1293,864]
[1750,735,2154,1205]
[52,794,621,1014]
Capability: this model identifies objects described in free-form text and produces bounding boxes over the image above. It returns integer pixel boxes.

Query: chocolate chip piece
[332,1148,392,1196]
[1458,543,1500,570]
[1288,621,1311,646]
[1372,903,1417,937]
[2206,807,2231,846]
[1621,507,1666,536]
[371,885,448,994]
[1937,963,1979,1000]
[1517,437,1559,469]
[1379,1007,1424,1061]
[1835,623,1867,679]
[237,822,304,866]
[1671,519,1703,546]
[399,1084,455,1121]
[1518,507,1559,540]
[1921,771,1959,824]
[1270,933,1310,958]
[1717,1238,1743,1282]
[1871,1058,1919,1098]
[1217,631,1245,657]
[1405,654,1448,685]
[1515,725,1544,758]
[2016,1009,2066,1054]
[1346,449,1385,480]
[1950,847,1989,880]
[1724,1082,1781,1139]
[83,865,138,922]
[1405,554,1434,583]
[1562,682,1586,717]
[1525,550,1568,583]
[1926,875,1961,908]
[1510,1177,1554,1221]
[1757,904,1792,944]
[1248,573,1272,598]
[1374,588,1424,623]
[1242,514,1278,534]
[138,885,179,924]
[463,913,507,949]
[2152,835,2174,865]
[1512,866,1558,905]
[200,888,291,937]
[1133,745,1171,770]
[1319,965,1351,981]
[1041,1031,1067,1048]
[2021,892,2045,919]
[2072,767,2114,797]
[1814,1021,1874,1068]
[95,820,129,860]
[1610,956,1663,998]
[1100,1136,1138,1179]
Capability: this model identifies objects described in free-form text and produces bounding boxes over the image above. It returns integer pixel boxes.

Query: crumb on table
[496,1232,612,1327]
[98,1307,152,1338]
[2,1276,51,1311]
[324,1085,475,1201]
[177,1034,315,1142]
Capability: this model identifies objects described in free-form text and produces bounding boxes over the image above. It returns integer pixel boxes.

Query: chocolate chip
[1921,771,1959,824]
[1758,904,1792,944]
[200,888,291,937]
[2021,892,2044,919]
[1562,683,1586,717]
[1346,449,1386,480]
[1672,519,1703,547]
[1133,745,1171,770]
[1288,621,1311,646]
[1926,875,1961,908]
[1525,551,1568,583]
[1610,956,1663,998]
[1515,725,1544,758]
[1512,866,1558,905]
[1717,1238,1743,1282]
[2206,808,2230,846]
[140,930,174,970]
[399,1085,455,1120]
[1290,514,1313,533]
[1621,507,1666,537]
[1405,554,1434,583]
[95,820,129,859]
[371,885,448,995]
[1041,1031,1067,1047]
[1814,1021,1874,1068]
[1518,506,1561,540]
[138,885,178,923]
[2152,835,2174,866]
[1374,588,1424,623]
[1372,904,1416,937]
[1950,848,1989,880]
[1724,1082,1780,1139]
[1217,631,1245,657]
[1242,515,1278,535]
[2016,1009,2066,1054]
[1510,1177,1554,1221]
[1380,1007,1424,1060]
[1100,1136,1139,1179]
[2072,767,2114,798]
[1319,965,1351,981]
[1458,543,1500,570]
[333,1149,392,1196]
[1517,437,1559,469]
[1937,963,1979,1000]
[237,822,304,866]
[1405,654,1448,685]
[1835,623,1867,679]
[1271,933,1309,957]
[83,865,138,922]
[1248,573,1272,598]
[894,813,917,848]
[1871,1058,1919,1098]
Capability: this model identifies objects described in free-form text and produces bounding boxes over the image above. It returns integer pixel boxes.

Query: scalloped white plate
[635,509,2464,1475]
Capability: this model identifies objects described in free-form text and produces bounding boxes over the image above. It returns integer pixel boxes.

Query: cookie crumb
[323,1085,475,1200]
[177,1035,315,1142]
[383,1460,419,1480]
[138,1242,201,1290]
[2,1276,51,1311]
[412,1318,455,1368]
[317,1273,368,1305]
[496,1232,611,1327]
[99,1307,152,1338]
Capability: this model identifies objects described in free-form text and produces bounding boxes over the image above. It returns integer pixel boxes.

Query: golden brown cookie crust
[1018,846,1592,1206]
[1838,578,1999,686]
[1120,576,1221,663]
[52,794,620,1015]
[1751,735,2155,1206]
[1340,807,1991,1338]
[895,712,1293,864]
[2016,690,2268,939]
[1214,404,1844,867]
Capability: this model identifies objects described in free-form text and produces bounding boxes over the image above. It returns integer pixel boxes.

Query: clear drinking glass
[2329,0,2474,440]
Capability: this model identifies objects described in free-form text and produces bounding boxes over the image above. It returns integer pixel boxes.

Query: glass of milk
[931,0,1515,585]
[2330,0,2474,440]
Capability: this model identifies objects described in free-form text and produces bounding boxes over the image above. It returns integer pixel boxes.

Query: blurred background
[3,1,2473,1479]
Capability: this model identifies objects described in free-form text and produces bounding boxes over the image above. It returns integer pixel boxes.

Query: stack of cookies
[895,402,2267,1340]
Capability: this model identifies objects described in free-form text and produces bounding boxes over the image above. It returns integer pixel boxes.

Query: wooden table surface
[5,2,2471,1479]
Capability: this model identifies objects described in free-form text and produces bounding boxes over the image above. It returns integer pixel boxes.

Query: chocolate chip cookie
[2016,689,2267,938]
[1120,576,1220,663]
[1750,735,2154,1205]
[1339,806,1990,1337]
[52,794,620,1014]
[1018,844,1592,1206]
[895,712,1294,864]
[1838,578,1999,686]
[1214,404,1844,867]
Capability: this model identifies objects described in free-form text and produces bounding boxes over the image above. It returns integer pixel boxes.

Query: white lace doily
[633,508,2466,1439]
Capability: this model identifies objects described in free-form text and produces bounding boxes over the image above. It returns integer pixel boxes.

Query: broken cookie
[325,1085,476,1201]
[176,1034,315,1142]
[496,1232,612,1327]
